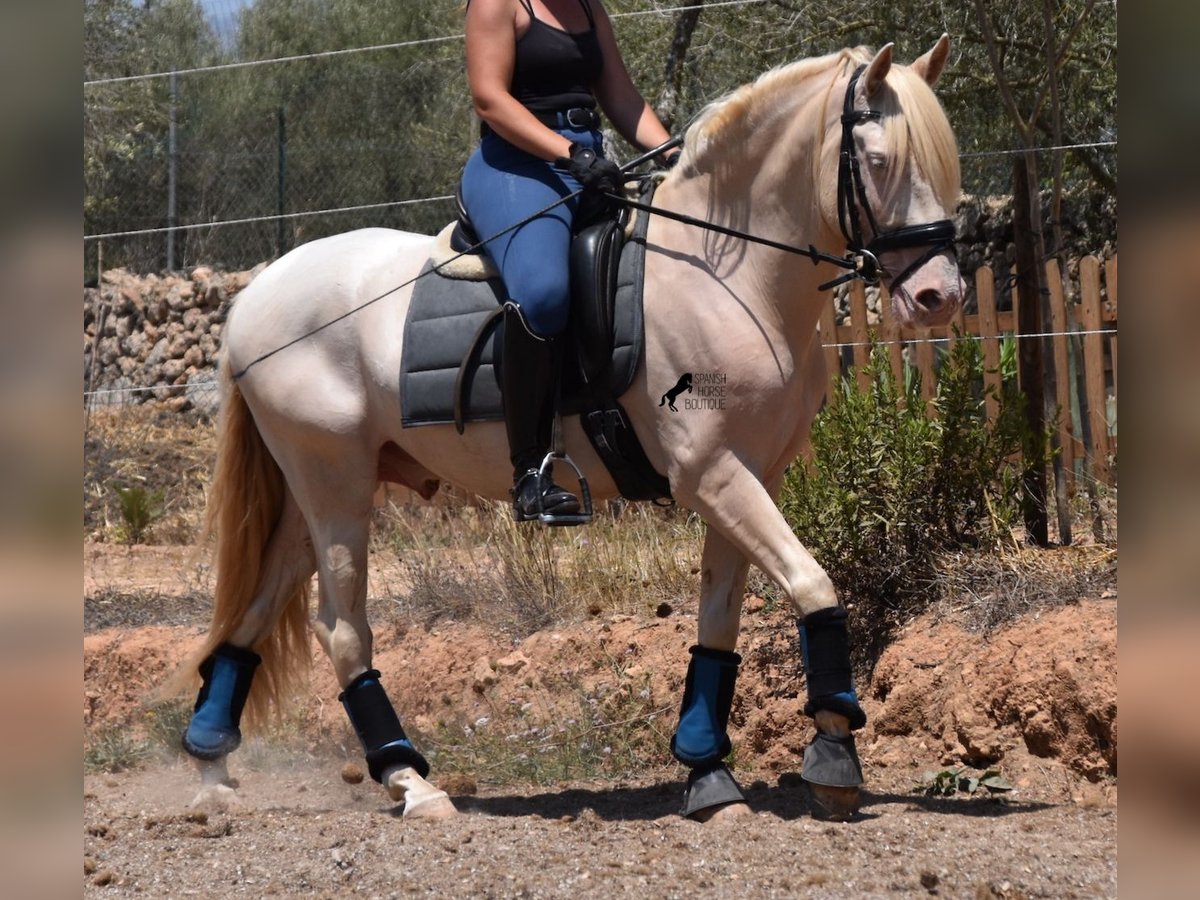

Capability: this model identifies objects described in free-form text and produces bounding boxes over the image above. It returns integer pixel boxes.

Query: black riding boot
[501,304,580,521]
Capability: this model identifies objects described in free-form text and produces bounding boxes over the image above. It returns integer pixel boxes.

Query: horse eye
[868,154,888,170]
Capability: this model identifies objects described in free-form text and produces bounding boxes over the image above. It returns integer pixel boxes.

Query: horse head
[820,35,964,328]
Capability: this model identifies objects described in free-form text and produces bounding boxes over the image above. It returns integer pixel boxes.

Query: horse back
[223,228,435,386]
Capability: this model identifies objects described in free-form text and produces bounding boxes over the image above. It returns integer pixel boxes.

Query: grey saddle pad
[399,218,648,429]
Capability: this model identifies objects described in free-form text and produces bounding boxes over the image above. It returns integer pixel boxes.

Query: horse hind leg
[295,454,455,820]
[188,490,317,810]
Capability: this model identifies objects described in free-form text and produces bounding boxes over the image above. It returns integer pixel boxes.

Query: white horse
[175,38,962,822]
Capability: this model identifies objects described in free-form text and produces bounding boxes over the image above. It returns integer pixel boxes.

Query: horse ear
[911,33,951,86]
[863,43,894,98]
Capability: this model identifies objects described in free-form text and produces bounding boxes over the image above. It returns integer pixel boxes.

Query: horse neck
[656,71,843,343]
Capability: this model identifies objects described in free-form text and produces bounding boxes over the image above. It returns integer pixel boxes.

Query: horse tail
[165,359,310,726]
[659,394,667,407]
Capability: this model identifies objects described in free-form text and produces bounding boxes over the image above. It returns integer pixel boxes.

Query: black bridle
[610,63,957,293]
[830,64,958,293]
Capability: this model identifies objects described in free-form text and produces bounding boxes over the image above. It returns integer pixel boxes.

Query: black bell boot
[501,303,580,522]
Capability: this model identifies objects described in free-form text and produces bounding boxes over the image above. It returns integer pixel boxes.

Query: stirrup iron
[536,415,592,527]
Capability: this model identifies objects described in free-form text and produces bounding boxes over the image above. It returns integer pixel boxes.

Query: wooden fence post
[849,280,872,392]
[878,286,904,391]
[1079,256,1112,484]
[818,289,840,399]
[976,265,1001,423]
[1045,258,1075,493]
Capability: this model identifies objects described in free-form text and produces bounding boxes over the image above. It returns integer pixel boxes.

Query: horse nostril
[914,289,943,311]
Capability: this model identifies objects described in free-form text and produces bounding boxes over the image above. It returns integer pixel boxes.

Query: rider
[462,0,680,521]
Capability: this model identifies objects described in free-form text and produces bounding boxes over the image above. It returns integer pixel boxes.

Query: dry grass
[84,404,217,543]
[930,542,1117,633]
[83,403,1116,643]
[373,497,703,635]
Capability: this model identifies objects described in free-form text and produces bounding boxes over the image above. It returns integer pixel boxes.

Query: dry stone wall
[84,264,266,412]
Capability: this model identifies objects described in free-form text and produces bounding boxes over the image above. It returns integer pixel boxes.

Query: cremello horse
[177,38,962,822]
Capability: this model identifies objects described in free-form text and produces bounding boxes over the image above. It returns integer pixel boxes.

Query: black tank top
[510,0,603,113]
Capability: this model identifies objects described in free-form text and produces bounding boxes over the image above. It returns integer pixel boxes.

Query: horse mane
[670,47,960,213]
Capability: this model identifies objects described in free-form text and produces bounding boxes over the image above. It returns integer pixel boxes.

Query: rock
[97,336,119,367]
[161,358,186,381]
[191,266,212,281]
[145,294,169,325]
[472,656,497,693]
[341,762,365,784]
[120,331,146,358]
[495,650,530,674]
[182,345,204,369]
[186,375,220,413]
[198,333,218,363]
[166,334,190,360]
[145,337,169,368]
[439,773,477,796]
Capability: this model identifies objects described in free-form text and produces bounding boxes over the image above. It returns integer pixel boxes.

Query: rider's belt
[537,107,600,130]
[481,107,600,139]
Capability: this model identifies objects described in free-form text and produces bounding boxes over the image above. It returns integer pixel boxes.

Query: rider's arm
[590,2,680,165]
[466,0,574,161]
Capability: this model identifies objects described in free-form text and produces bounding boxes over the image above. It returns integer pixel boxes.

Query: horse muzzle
[888,247,964,328]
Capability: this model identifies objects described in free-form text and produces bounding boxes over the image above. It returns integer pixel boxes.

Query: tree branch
[969,0,1031,144]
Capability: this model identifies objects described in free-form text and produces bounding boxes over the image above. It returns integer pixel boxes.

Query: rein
[617,64,957,294]
[233,65,956,381]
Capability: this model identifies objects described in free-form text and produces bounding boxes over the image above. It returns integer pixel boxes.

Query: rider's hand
[557,143,622,195]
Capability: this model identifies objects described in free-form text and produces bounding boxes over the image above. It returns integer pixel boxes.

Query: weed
[916,766,1014,797]
[84,727,151,773]
[114,484,165,544]
[422,670,676,785]
[141,699,193,752]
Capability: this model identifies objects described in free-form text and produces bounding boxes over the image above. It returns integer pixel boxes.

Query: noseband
[829,64,957,294]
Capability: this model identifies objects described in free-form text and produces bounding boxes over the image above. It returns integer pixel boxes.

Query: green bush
[780,337,1028,667]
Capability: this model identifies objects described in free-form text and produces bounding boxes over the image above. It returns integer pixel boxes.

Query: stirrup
[534,451,592,526]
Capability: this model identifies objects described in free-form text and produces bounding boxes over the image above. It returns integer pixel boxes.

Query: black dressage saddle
[399,180,670,502]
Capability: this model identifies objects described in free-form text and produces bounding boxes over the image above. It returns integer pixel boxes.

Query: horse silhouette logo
[659,373,693,412]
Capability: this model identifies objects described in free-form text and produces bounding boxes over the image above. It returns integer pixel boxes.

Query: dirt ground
[83,542,1117,898]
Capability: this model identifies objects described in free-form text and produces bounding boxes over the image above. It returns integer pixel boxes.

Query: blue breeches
[459,125,602,338]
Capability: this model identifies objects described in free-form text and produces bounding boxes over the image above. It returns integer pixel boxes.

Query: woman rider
[461,0,679,521]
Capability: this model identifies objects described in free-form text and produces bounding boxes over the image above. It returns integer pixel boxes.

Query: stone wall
[84,264,265,412]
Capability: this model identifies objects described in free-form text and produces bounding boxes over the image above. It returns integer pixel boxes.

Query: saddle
[399,180,670,502]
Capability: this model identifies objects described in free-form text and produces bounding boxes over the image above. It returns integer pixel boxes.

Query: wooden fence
[817,254,1118,488]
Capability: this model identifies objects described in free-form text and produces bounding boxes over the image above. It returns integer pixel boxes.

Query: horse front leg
[670,527,755,821]
[676,455,865,820]
[308,508,456,820]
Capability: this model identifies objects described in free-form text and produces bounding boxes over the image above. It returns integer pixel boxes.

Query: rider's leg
[500,303,580,520]
[460,124,606,520]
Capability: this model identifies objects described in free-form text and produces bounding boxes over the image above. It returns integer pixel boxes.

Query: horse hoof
[189,783,239,812]
[403,792,457,820]
[808,784,860,821]
[689,800,752,823]
[385,766,458,819]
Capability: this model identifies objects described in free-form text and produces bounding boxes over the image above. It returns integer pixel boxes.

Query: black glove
[557,143,622,195]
